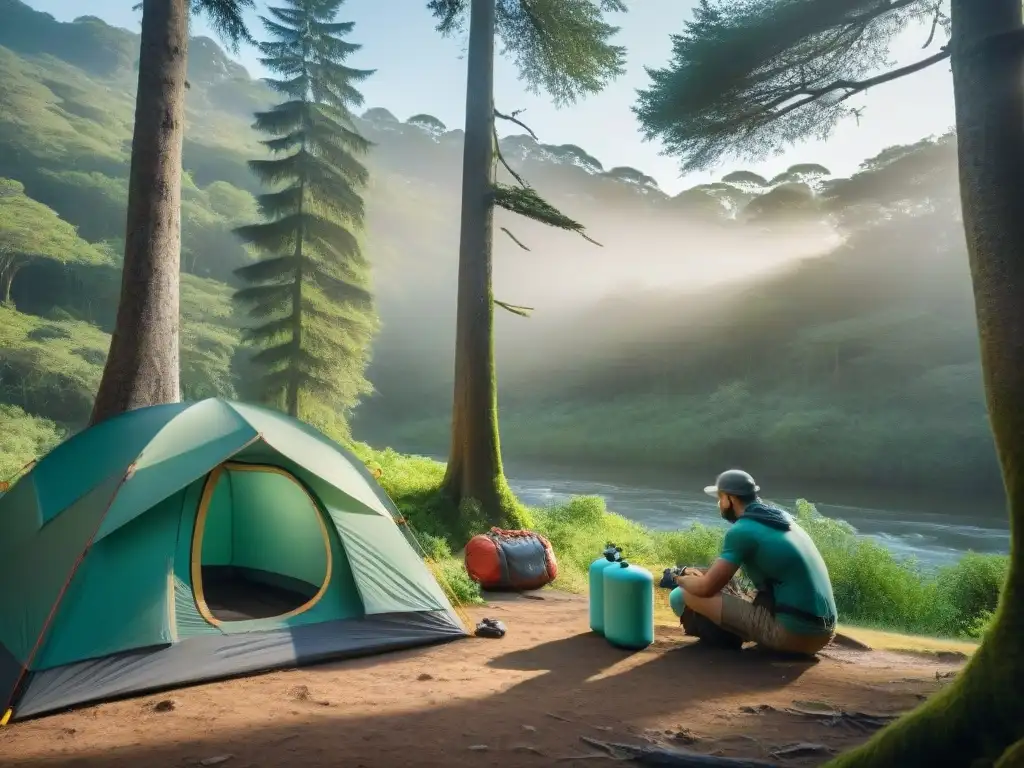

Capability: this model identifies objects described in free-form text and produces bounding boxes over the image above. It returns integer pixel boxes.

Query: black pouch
[475,618,507,638]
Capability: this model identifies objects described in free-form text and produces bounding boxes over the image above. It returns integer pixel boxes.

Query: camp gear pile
[464,528,558,591]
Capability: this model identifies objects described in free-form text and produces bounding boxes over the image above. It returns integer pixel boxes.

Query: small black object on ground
[475,618,507,638]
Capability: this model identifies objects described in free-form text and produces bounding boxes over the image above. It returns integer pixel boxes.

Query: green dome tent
[0,399,466,723]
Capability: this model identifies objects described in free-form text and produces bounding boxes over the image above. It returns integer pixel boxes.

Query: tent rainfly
[0,399,465,722]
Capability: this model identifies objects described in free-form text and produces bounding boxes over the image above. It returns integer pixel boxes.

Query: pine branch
[493,123,529,189]
[494,299,535,318]
[757,47,950,125]
[921,2,945,49]
[242,315,294,345]
[192,0,256,49]
[233,254,295,283]
[493,183,602,246]
[249,340,298,368]
[495,108,538,141]
[500,227,531,251]
[233,282,294,316]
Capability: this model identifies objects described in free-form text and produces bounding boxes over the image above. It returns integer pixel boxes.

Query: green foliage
[0,178,108,303]
[493,182,587,232]
[180,274,242,400]
[234,0,376,418]
[0,404,64,481]
[0,303,111,424]
[634,0,943,171]
[0,281,241,427]
[190,0,257,50]
[429,0,627,106]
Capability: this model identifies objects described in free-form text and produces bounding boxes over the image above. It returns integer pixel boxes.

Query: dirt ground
[1,592,964,767]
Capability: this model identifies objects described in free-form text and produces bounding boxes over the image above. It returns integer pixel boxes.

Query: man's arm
[677,524,755,597]
[678,558,740,598]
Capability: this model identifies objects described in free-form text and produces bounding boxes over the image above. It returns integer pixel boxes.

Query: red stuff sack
[464,528,558,591]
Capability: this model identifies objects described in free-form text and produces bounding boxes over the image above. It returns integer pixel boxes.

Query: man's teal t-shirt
[720,515,837,635]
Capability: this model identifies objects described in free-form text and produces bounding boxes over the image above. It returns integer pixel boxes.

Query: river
[498,462,1011,571]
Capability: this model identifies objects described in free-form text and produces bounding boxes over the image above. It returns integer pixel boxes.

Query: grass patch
[354,444,1007,642]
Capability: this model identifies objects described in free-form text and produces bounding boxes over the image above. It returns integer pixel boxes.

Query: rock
[417,673,433,681]
[790,699,837,714]
[198,756,234,766]
[511,744,544,755]
[522,724,537,732]
[771,742,832,758]
[468,744,489,751]
[739,704,776,714]
[152,699,177,712]
[669,729,698,745]
[288,685,310,701]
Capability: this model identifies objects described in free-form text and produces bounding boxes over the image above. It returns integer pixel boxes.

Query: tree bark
[89,0,186,425]
[0,253,21,305]
[441,0,518,530]
[826,2,1024,765]
[288,184,304,418]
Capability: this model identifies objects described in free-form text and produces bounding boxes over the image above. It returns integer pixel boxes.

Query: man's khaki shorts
[720,592,833,655]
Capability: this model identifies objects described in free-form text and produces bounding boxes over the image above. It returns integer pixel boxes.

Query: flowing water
[501,464,1010,571]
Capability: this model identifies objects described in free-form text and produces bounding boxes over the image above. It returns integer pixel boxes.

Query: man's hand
[676,560,740,598]
[678,573,704,594]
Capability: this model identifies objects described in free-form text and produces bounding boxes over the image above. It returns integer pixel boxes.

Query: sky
[29,0,956,195]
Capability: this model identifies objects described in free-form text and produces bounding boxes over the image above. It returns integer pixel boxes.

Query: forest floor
[2,592,967,768]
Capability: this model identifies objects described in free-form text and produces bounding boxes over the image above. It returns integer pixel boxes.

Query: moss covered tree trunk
[441,0,517,530]
[90,0,186,425]
[827,2,1024,765]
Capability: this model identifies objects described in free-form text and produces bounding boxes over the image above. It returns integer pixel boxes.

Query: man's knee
[681,586,705,612]
[682,588,723,625]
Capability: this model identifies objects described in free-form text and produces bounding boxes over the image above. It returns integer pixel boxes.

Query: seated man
[676,469,837,655]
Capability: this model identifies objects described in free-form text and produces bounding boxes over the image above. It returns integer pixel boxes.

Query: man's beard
[720,504,738,524]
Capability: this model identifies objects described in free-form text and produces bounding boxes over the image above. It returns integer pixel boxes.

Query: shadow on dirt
[3,625,828,767]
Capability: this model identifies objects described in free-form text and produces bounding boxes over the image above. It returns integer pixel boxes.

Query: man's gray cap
[704,469,760,498]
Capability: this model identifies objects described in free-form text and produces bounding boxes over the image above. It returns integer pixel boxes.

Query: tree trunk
[288,185,304,418]
[89,0,186,425]
[826,3,1024,765]
[0,253,21,305]
[440,0,518,531]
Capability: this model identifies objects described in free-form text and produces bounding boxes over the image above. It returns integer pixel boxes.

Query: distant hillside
[0,0,998,500]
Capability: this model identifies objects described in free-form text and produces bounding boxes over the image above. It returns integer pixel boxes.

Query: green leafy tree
[427,0,626,530]
[90,0,253,426]
[233,0,375,421]
[634,1,1024,765]
[0,179,107,305]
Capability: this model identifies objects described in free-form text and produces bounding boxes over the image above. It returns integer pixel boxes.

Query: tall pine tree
[235,0,376,424]
[90,0,254,426]
[427,0,626,532]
